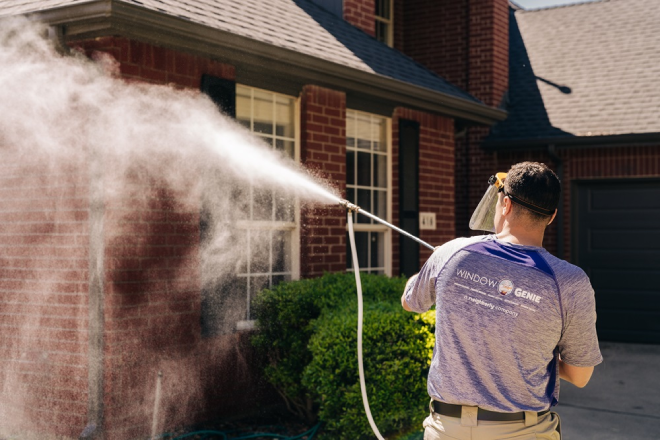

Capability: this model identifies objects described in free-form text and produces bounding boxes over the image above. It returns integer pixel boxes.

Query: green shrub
[303,302,434,439]
[251,273,408,422]
[251,272,435,438]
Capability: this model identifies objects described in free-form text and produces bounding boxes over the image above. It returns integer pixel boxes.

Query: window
[345,110,391,275]
[202,85,299,335]
[375,0,393,47]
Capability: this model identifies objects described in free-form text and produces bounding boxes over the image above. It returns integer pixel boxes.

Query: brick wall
[402,0,470,91]
[299,85,347,277]
[392,108,455,275]
[72,37,235,88]
[344,0,376,36]
[0,159,90,438]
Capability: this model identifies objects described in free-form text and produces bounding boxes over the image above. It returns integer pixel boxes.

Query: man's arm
[558,358,594,388]
[401,274,417,312]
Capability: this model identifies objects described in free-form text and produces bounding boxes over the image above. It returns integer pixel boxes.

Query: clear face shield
[469,172,508,233]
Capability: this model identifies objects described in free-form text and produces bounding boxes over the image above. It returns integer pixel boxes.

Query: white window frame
[345,109,392,276]
[235,85,301,330]
[375,0,394,47]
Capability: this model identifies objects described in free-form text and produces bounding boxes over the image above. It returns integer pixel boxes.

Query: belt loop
[461,406,478,427]
[524,411,537,427]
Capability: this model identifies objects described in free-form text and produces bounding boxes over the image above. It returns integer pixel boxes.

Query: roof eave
[483,132,660,151]
[27,0,506,126]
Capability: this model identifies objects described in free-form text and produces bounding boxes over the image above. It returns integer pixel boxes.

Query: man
[402,162,602,440]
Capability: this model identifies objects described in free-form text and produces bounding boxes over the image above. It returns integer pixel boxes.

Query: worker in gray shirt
[402,162,602,440]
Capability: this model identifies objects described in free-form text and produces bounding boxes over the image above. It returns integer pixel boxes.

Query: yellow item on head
[469,172,508,233]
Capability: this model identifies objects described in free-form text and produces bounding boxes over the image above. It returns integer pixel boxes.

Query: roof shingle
[493,0,660,141]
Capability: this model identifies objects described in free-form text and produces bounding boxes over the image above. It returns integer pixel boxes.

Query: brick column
[344,0,376,36]
[468,0,509,107]
[300,85,347,278]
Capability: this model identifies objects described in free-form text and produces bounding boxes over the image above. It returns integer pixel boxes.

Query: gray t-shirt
[404,235,602,412]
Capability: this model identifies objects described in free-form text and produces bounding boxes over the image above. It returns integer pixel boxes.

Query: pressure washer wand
[338,199,435,251]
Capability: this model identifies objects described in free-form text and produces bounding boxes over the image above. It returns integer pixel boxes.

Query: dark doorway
[399,120,420,277]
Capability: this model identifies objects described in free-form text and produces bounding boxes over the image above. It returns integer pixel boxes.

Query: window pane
[272,230,291,273]
[375,0,391,19]
[357,189,371,222]
[357,138,371,150]
[252,188,273,221]
[374,190,387,220]
[374,153,387,188]
[250,275,270,299]
[275,139,295,159]
[346,113,355,139]
[249,231,270,274]
[275,193,295,222]
[236,93,251,129]
[259,136,273,148]
[357,152,371,187]
[346,187,355,205]
[253,90,274,135]
[371,232,385,269]
[356,114,371,147]
[346,150,355,185]
[234,229,248,274]
[373,118,386,151]
[355,231,369,269]
[275,96,294,138]
[376,21,387,45]
[201,275,249,336]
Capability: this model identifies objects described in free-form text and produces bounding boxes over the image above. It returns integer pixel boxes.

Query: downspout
[547,144,564,259]
[81,124,106,440]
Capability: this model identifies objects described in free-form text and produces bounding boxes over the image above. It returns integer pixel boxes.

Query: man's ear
[502,196,513,216]
[547,209,558,225]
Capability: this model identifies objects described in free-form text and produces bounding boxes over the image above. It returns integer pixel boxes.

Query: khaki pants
[423,404,562,440]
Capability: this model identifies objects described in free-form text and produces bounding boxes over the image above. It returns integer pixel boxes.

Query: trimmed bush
[304,302,434,439]
[251,272,435,438]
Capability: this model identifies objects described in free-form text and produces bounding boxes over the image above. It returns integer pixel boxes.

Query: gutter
[483,132,660,151]
[26,0,507,126]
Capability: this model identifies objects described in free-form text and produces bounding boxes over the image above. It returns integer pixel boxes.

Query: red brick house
[3,0,658,438]
[0,0,508,438]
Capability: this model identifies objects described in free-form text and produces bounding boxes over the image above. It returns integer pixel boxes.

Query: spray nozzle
[338,199,360,212]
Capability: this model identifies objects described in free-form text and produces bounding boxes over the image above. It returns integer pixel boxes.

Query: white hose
[347,212,386,440]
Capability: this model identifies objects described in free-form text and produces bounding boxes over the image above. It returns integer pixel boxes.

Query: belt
[432,400,550,422]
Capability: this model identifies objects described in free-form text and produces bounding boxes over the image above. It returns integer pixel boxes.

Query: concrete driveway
[553,341,660,439]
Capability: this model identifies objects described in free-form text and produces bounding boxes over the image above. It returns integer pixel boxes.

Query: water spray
[340,198,435,440]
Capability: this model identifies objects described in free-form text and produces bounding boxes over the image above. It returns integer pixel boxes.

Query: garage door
[573,179,660,343]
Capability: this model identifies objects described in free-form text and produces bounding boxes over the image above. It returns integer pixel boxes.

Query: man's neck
[495,226,545,247]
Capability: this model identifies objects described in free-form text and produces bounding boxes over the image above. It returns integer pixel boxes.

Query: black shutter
[399,119,420,277]
[200,74,236,118]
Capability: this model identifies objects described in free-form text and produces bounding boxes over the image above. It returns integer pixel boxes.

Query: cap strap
[505,192,555,216]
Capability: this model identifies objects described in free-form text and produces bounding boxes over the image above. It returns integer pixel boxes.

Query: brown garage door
[573,179,660,343]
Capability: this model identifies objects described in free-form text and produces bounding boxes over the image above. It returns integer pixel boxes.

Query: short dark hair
[504,162,561,222]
